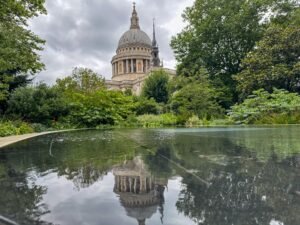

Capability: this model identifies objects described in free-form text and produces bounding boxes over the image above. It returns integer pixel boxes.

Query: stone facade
[106,3,175,95]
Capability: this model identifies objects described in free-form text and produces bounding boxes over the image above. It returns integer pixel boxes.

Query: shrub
[185,115,230,127]
[134,97,161,115]
[136,114,178,128]
[0,121,34,137]
[170,81,224,119]
[7,83,69,125]
[185,115,202,127]
[228,89,300,124]
[31,123,50,132]
[66,89,135,127]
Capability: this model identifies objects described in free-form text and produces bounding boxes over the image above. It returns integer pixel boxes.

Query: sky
[29,0,194,84]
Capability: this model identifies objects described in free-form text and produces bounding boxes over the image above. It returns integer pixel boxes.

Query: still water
[0,127,299,225]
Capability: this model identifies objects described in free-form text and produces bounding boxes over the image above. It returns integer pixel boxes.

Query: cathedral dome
[118,29,152,49]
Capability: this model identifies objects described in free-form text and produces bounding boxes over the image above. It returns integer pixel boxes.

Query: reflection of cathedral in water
[113,157,167,225]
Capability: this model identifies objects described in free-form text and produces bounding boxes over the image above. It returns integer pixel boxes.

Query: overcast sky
[29,0,194,84]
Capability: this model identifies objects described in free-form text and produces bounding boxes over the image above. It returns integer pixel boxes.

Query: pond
[0,127,299,225]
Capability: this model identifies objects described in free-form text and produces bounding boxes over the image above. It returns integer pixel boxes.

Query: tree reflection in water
[175,152,300,225]
[0,128,299,225]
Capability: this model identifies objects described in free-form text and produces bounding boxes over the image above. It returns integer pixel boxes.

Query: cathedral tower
[106,3,176,95]
[111,3,152,82]
[151,19,161,67]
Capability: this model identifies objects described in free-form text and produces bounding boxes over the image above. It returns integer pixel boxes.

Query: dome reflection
[113,156,167,225]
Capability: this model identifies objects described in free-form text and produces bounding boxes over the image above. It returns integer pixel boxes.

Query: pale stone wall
[106,68,176,95]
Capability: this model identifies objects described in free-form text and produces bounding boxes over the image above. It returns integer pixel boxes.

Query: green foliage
[235,12,300,98]
[0,121,34,137]
[136,114,178,128]
[171,0,269,77]
[228,89,300,124]
[142,69,170,103]
[7,83,69,124]
[0,0,47,25]
[185,115,203,127]
[171,0,299,103]
[0,0,46,107]
[55,68,134,127]
[134,97,161,115]
[170,76,224,119]
[56,67,105,93]
[185,115,231,127]
[65,89,134,127]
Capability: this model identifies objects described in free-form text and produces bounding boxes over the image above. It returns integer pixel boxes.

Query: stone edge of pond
[0,129,89,149]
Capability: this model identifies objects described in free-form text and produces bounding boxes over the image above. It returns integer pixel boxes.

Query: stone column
[124,177,127,192]
[134,177,137,193]
[129,177,132,192]
[140,176,143,193]
[131,59,134,73]
[126,59,129,74]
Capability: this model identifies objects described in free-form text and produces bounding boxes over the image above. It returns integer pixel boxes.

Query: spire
[151,18,161,67]
[130,2,140,29]
[152,18,157,47]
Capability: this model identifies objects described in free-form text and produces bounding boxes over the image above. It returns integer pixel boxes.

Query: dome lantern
[117,3,152,50]
[130,2,140,30]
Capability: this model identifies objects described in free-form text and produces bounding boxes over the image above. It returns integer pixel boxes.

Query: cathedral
[106,3,175,95]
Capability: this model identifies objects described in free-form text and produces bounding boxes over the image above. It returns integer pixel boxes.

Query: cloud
[29,0,194,84]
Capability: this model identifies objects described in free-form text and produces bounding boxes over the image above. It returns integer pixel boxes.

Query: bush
[170,81,224,119]
[228,89,300,124]
[185,115,230,127]
[30,123,50,132]
[136,114,178,128]
[185,115,203,127]
[134,97,161,115]
[0,121,34,137]
[7,83,69,125]
[66,89,135,127]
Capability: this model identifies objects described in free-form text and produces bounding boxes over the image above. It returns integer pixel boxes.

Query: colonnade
[112,59,151,76]
[114,175,154,194]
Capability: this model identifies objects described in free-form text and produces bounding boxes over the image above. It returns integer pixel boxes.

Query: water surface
[0,127,299,225]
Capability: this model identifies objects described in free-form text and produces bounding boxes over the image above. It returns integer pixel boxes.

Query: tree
[234,10,300,98]
[56,67,105,93]
[142,69,169,103]
[0,0,46,110]
[7,84,69,124]
[170,77,224,119]
[171,0,299,101]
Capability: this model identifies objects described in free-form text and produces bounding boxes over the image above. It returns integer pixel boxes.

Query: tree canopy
[235,9,300,98]
[171,0,267,77]
[142,69,170,103]
[171,0,299,102]
[0,0,46,110]
[7,83,68,124]
[170,76,224,119]
[56,67,105,93]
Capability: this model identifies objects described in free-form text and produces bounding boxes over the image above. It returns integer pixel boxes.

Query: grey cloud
[30,0,193,83]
